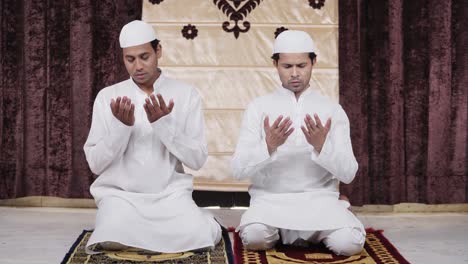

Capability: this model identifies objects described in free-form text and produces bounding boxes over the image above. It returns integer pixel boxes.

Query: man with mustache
[232,30,365,256]
[83,20,220,254]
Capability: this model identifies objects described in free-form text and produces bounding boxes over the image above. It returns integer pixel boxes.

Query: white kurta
[84,72,220,253]
[232,87,364,232]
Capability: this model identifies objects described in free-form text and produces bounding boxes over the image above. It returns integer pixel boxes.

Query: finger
[301,126,309,137]
[150,94,159,109]
[284,127,294,137]
[272,115,283,129]
[143,103,150,115]
[110,99,117,115]
[145,98,155,114]
[279,118,292,134]
[305,117,315,133]
[263,116,270,131]
[325,118,332,131]
[278,116,290,128]
[120,97,129,116]
[145,98,154,113]
[314,114,323,129]
[115,97,122,115]
[124,99,132,120]
[121,96,127,106]
[157,94,168,113]
[150,94,163,115]
[278,117,291,131]
[306,114,316,125]
[121,98,127,117]
[167,99,174,112]
[129,103,135,120]
[307,114,317,131]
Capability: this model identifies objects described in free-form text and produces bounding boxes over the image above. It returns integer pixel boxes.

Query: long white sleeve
[151,90,208,170]
[310,106,358,184]
[83,93,133,175]
[231,103,276,180]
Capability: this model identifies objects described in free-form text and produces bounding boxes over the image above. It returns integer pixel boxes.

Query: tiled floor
[0,207,467,264]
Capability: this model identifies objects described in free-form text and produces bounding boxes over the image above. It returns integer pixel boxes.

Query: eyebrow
[280,62,308,66]
[125,52,150,59]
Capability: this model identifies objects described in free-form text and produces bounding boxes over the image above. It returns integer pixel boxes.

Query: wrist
[314,143,323,153]
[267,143,277,155]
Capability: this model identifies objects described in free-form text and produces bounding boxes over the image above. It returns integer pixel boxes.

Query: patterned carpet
[61,228,234,264]
[234,228,410,264]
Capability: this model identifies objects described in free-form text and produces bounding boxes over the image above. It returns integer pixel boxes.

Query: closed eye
[125,56,135,63]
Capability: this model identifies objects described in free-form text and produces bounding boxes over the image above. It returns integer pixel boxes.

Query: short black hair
[271,52,317,63]
[150,39,160,52]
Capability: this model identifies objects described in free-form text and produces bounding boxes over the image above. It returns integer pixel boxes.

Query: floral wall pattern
[142,0,339,191]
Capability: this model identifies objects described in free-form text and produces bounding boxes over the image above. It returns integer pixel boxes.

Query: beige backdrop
[142,0,338,191]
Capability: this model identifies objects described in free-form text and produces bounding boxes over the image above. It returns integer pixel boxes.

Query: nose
[291,66,299,77]
[135,59,144,71]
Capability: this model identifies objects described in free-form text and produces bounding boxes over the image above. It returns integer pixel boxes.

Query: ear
[156,44,162,59]
[312,57,317,65]
[273,59,278,68]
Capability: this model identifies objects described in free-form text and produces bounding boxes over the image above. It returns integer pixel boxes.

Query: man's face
[123,42,161,87]
[274,53,315,95]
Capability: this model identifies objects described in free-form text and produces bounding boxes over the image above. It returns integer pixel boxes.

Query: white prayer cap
[119,20,157,48]
[273,30,315,54]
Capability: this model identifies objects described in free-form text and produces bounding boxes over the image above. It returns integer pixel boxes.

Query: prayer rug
[61,228,234,264]
[233,228,410,264]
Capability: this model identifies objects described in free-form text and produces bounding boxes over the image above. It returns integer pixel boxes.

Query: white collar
[129,69,165,96]
[276,84,313,99]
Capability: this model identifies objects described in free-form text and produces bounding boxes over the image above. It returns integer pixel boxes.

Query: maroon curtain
[339,0,467,205]
[0,0,142,198]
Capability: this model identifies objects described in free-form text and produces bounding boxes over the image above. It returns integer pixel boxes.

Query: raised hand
[110,96,135,126]
[301,113,331,153]
[143,93,174,123]
[264,115,294,155]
